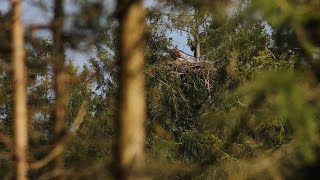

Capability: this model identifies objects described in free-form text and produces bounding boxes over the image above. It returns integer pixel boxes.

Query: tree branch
[28,23,53,32]
[29,101,88,170]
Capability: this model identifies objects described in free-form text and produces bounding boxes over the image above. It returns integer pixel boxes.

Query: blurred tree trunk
[52,0,66,178]
[11,0,28,179]
[115,0,147,179]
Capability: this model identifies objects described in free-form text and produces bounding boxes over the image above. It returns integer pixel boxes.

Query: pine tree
[114,0,147,179]
[52,0,67,178]
[11,0,29,179]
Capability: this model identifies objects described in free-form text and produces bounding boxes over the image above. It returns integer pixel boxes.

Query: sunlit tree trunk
[195,41,201,61]
[52,0,66,178]
[115,0,147,179]
[11,0,28,179]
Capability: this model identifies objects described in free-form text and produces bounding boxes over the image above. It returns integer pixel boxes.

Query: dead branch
[28,23,53,32]
[29,101,88,170]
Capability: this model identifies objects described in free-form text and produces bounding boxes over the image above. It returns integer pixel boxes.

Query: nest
[148,60,218,91]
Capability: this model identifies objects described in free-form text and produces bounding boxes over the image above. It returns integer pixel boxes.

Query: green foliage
[146,7,173,64]
[249,0,320,54]
[242,71,319,161]
[1,0,320,179]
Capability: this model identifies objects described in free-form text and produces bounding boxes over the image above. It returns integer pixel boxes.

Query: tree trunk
[11,0,28,179]
[194,8,201,62]
[196,42,201,61]
[52,0,66,178]
[115,0,147,179]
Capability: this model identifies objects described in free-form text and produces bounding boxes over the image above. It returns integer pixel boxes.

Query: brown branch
[29,101,88,170]
[28,23,53,32]
[29,134,69,170]
[70,101,88,134]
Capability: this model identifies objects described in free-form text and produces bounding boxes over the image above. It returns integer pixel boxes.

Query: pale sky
[0,0,190,67]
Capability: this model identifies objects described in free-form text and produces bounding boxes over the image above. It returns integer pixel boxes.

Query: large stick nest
[148,60,218,91]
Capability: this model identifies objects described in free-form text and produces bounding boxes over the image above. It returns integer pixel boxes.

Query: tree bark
[196,41,201,61]
[52,0,66,178]
[115,0,147,179]
[194,8,201,62]
[11,0,28,179]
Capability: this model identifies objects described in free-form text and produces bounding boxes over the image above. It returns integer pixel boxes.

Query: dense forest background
[1,0,320,179]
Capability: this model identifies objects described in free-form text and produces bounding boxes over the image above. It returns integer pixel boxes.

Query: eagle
[167,48,194,62]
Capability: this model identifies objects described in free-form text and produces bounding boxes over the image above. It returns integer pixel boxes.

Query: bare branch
[70,101,88,134]
[28,23,53,32]
[29,101,88,170]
